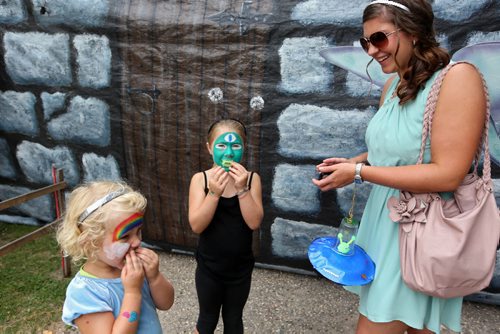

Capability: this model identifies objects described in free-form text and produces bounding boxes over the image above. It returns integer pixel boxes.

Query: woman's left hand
[229,162,249,192]
[312,162,356,191]
[136,247,160,282]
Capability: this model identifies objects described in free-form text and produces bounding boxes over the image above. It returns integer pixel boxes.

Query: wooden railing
[0,182,66,212]
[0,168,70,276]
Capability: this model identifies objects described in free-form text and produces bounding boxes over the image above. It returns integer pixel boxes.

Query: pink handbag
[387,62,500,298]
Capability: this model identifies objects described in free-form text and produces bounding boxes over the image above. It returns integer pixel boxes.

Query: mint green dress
[345,69,463,334]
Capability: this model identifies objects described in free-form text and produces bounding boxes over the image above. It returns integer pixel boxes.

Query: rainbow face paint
[113,213,144,242]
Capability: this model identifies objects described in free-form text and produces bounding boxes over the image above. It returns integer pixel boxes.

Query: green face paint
[212,132,244,171]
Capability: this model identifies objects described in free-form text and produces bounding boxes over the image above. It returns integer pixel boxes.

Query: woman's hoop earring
[412,40,416,47]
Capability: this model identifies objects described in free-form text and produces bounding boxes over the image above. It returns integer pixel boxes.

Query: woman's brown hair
[363,0,450,105]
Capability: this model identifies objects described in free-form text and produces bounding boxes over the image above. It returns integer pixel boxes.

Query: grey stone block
[0,91,38,136]
[0,0,26,24]
[278,37,332,94]
[291,0,363,25]
[47,96,110,147]
[277,103,372,159]
[336,182,372,222]
[271,217,336,259]
[433,0,489,22]
[0,138,17,180]
[82,153,121,181]
[16,141,79,186]
[74,34,111,89]
[271,163,320,214]
[41,92,66,120]
[32,0,109,27]
[4,32,72,86]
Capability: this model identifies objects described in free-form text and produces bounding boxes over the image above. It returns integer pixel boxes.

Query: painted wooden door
[114,0,271,250]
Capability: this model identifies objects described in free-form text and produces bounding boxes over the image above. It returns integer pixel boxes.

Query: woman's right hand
[121,250,144,294]
[208,166,229,197]
[315,157,352,176]
[316,157,351,170]
[312,157,358,191]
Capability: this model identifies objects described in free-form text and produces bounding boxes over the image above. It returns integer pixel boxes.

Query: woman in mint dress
[312,1,487,333]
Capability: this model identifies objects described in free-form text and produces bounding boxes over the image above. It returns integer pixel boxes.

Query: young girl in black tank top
[188,119,264,334]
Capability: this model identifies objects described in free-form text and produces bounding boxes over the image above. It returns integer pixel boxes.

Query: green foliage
[0,223,76,333]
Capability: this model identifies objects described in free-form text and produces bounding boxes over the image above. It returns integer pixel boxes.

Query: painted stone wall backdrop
[0,0,120,226]
[0,0,499,304]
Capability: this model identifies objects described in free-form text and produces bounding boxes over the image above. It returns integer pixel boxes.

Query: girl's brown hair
[363,0,450,105]
[207,118,247,145]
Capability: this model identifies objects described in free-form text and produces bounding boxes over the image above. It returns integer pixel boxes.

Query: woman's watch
[354,163,365,184]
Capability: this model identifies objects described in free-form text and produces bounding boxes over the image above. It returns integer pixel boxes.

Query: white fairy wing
[453,42,500,166]
[320,42,500,166]
[320,46,391,88]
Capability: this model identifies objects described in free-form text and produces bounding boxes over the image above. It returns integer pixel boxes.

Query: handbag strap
[417,61,492,181]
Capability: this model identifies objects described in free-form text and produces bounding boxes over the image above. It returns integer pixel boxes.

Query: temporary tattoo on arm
[122,311,138,323]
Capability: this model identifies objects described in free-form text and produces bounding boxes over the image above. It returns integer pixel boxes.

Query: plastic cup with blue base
[308,217,375,286]
[308,182,375,286]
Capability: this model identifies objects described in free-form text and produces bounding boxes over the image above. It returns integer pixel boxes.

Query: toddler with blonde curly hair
[57,181,174,334]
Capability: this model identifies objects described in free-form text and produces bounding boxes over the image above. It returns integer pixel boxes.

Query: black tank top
[196,171,255,281]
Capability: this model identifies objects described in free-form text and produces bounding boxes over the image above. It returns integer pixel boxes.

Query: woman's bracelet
[236,186,249,197]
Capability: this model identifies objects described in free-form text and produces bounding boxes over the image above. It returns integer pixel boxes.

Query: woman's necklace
[391,79,408,100]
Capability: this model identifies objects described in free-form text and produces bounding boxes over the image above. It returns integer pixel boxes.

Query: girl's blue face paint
[212,132,244,171]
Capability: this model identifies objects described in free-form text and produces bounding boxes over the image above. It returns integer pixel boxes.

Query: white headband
[78,187,128,222]
[369,0,410,12]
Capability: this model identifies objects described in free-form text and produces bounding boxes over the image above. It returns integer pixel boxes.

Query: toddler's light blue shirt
[62,271,162,334]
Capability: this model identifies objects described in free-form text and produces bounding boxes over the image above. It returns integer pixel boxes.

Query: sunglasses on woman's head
[359,29,400,52]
